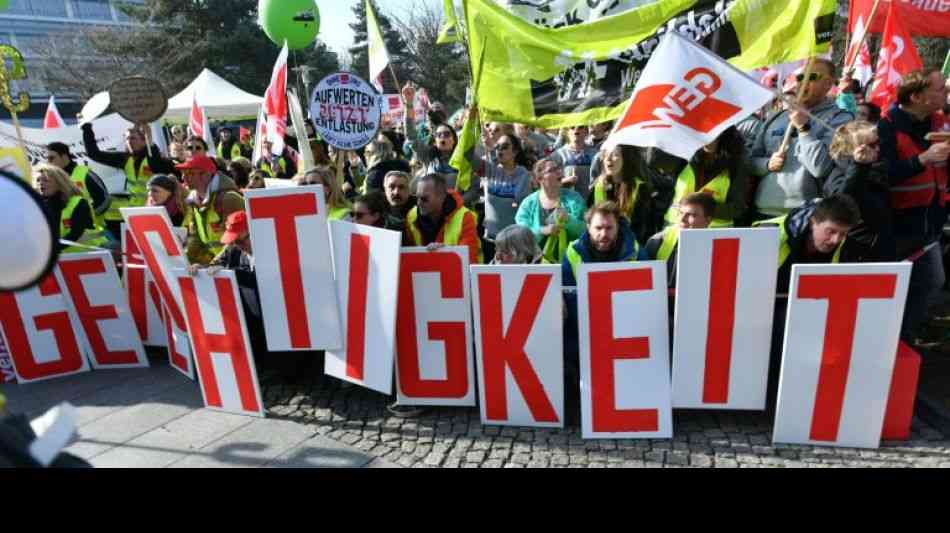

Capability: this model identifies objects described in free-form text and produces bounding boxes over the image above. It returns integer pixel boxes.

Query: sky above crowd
[317,0,442,63]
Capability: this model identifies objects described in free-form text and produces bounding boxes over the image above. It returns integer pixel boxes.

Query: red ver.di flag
[263,41,289,155]
[773,263,911,449]
[603,31,774,161]
[868,2,922,110]
[850,0,950,38]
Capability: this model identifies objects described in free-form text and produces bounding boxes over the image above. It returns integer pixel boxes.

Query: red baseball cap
[220,211,249,245]
[175,154,217,174]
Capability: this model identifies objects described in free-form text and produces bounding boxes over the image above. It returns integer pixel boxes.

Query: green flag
[438,0,461,44]
[462,0,836,128]
[943,49,950,77]
[449,110,479,192]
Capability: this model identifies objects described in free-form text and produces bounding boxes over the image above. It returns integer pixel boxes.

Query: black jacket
[64,160,110,217]
[825,159,895,261]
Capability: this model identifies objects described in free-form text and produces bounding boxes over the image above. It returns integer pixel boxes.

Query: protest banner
[395,247,477,407]
[577,261,672,439]
[309,72,382,150]
[0,335,14,384]
[0,272,90,383]
[503,0,643,27]
[773,263,911,449]
[463,0,835,127]
[0,113,158,193]
[56,251,148,369]
[108,77,168,125]
[245,186,342,351]
[850,0,950,38]
[671,228,779,410]
[120,207,190,334]
[325,220,401,395]
[471,265,564,428]
[174,269,263,417]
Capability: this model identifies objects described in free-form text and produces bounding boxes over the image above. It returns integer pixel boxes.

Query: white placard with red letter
[577,261,672,439]
[120,208,191,341]
[244,186,343,352]
[0,272,91,383]
[671,228,779,410]
[773,263,911,449]
[56,251,148,369]
[471,265,564,428]
[121,223,185,347]
[0,335,15,384]
[162,301,194,380]
[325,220,401,394]
[395,247,476,407]
[173,269,264,417]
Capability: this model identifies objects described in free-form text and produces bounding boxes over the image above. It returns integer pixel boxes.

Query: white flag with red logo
[189,94,216,156]
[252,104,266,165]
[263,41,289,155]
[868,2,922,110]
[603,31,774,161]
[43,95,65,129]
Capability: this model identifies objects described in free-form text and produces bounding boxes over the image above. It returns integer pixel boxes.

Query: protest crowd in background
[3,0,950,441]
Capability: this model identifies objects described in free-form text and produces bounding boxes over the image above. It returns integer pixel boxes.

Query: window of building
[71,0,114,21]
[5,1,70,18]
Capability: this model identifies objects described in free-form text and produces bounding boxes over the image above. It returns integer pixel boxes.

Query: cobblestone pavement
[259,372,950,469]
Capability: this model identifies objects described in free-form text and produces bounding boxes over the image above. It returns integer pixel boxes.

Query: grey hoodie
[751,98,853,216]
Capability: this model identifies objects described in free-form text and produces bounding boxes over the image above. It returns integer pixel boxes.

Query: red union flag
[604,31,773,161]
[43,95,65,129]
[868,2,923,109]
[263,41,289,155]
[850,0,950,38]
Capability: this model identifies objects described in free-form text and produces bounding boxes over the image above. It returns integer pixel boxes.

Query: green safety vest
[753,216,845,267]
[565,237,640,281]
[68,164,106,230]
[105,157,151,222]
[657,226,680,261]
[593,178,643,221]
[664,165,732,228]
[217,142,243,161]
[60,195,109,253]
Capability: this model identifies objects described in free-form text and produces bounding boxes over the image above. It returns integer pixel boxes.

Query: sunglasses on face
[795,72,825,83]
[186,145,205,151]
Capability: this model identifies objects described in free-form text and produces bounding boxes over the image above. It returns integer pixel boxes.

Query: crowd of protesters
[31,57,950,417]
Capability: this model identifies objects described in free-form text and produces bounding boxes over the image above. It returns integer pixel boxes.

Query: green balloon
[259,0,320,50]
[0,1,8,12]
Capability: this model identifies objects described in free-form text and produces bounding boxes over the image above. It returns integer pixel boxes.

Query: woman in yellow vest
[662,126,749,228]
[588,144,654,244]
[293,166,352,221]
[33,164,107,254]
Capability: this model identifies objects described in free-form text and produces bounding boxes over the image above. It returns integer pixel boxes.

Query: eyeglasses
[795,72,825,83]
[434,130,453,138]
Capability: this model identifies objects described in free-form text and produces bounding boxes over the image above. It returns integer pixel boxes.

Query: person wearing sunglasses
[352,191,405,235]
[404,173,482,263]
[81,122,176,241]
[401,83,462,189]
[750,58,854,222]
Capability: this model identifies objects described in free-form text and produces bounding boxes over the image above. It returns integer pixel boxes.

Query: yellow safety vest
[664,165,733,228]
[593,178,643,221]
[259,158,287,178]
[657,226,680,261]
[60,195,109,253]
[753,216,845,267]
[190,192,227,258]
[406,204,484,263]
[218,142,242,160]
[68,164,107,230]
[105,157,151,221]
[565,237,640,281]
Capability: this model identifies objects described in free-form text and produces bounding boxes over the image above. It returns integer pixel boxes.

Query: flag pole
[844,0,882,76]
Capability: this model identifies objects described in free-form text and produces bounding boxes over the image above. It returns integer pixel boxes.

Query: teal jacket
[514,188,587,244]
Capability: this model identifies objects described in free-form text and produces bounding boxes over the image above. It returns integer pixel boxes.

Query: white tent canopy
[164,69,263,120]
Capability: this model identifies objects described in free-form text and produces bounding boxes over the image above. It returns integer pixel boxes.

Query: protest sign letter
[245,187,343,351]
[773,264,911,449]
[671,228,779,410]
[395,247,476,406]
[471,265,563,427]
[0,273,90,383]
[326,221,401,394]
[578,262,672,439]
[56,251,148,369]
[175,269,263,416]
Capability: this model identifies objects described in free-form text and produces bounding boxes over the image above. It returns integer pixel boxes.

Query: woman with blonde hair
[33,163,107,253]
[293,165,352,220]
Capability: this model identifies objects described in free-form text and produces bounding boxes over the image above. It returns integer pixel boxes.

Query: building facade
[0,0,142,126]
